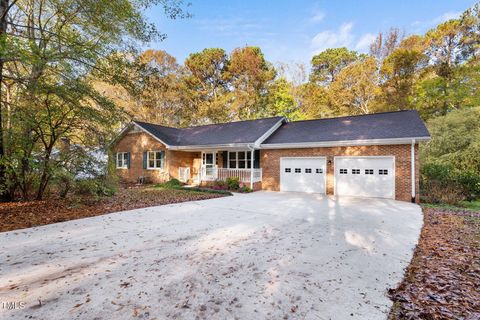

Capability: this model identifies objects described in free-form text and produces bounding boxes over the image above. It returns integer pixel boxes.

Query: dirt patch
[388,207,480,319]
[0,187,227,233]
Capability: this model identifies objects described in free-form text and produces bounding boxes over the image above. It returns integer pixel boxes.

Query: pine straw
[388,207,480,319]
[0,187,228,233]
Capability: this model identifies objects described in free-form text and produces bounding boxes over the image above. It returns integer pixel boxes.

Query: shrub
[155,178,183,189]
[421,163,480,204]
[238,185,253,193]
[226,177,240,190]
[55,171,75,198]
[74,176,117,198]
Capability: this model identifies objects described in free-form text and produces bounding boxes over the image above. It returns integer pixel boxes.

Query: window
[228,152,236,169]
[295,168,301,173]
[365,169,374,175]
[285,168,291,173]
[305,168,312,173]
[339,169,347,174]
[147,151,164,169]
[379,169,389,175]
[316,168,323,174]
[116,152,129,169]
[352,169,360,174]
[228,151,252,169]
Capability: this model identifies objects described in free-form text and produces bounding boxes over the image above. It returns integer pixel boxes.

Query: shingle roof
[133,117,284,146]
[263,110,430,145]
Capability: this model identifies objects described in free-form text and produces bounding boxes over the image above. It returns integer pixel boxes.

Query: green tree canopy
[310,47,360,86]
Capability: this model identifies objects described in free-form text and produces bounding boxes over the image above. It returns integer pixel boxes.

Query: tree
[459,3,480,61]
[380,37,428,110]
[131,50,188,126]
[0,0,189,200]
[184,48,230,123]
[420,107,480,173]
[310,48,360,86]
[369,28,403,62]
[263,77,304,120]
[227,46,276,119]
[297,82,333,119]
[411,16,480,118]
[329,57,381,115]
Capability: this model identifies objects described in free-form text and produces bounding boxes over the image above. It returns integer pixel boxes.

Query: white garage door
[335,157,395,199]
[280,157,326,193]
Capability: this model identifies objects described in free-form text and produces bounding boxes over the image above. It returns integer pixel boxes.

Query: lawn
[0,186,230,233]
[388,205,480,319]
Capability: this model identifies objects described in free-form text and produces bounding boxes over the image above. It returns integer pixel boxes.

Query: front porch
[199,167,262,183]
[176,149,262,188]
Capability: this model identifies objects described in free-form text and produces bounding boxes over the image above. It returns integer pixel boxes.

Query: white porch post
[250,149,254,189]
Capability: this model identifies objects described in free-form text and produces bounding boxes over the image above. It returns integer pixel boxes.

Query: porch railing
[200,167,262,183]
[178,167,190,183]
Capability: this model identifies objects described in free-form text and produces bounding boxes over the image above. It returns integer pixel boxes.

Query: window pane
[156,159,161,168]
[229,161,236,168]
[156,152,161,160]
[238,160,246,169]
[246,152,251,160]
[238,152,245,160]
[246,161,251,169]
[229,152,236,160]
[149,159,154,168]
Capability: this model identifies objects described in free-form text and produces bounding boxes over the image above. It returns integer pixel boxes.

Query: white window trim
[227,151,252,169]
[147,151,164,170]
[116,152,128,169]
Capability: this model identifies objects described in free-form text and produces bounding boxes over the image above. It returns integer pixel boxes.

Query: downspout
[247,144,255,190]
[411,139,416,203]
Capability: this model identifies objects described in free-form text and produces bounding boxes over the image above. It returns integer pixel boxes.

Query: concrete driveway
[0,192,422,320]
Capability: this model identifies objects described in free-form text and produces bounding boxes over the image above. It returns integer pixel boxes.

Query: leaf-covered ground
[0,187,228,233]
[389,207,480,319]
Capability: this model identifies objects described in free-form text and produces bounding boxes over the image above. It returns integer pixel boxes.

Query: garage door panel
[335,157,394,199]
[280,158,326,194]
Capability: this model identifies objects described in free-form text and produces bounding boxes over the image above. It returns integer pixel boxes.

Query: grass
[422,199,480,212]
[154,179,233,196]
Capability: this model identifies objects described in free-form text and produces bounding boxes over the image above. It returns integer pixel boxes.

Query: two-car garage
[280,156,395,199]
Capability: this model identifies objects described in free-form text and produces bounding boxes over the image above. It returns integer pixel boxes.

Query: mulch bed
[388,207,480,319]
[0,186,228,233]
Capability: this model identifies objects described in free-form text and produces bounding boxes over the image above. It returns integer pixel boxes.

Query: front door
[202,152,216,180]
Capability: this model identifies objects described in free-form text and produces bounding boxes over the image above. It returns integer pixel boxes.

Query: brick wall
[112,131,198,184]
[260,144,420,202]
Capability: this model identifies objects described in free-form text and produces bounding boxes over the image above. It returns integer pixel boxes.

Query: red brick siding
[260,144,420,202]
[112,131,199,184]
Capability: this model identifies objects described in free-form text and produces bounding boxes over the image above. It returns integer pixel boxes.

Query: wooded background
[0,0,479,203]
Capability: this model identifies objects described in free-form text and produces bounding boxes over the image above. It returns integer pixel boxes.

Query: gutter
[411,139,416,203]
[260,136,431,149]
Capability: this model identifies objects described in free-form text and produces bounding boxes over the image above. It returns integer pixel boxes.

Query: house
[111,110,430,202]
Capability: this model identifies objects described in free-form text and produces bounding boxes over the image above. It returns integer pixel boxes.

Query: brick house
[111,110,430,202]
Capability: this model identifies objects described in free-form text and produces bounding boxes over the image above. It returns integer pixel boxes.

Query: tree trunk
[0,0,11,201]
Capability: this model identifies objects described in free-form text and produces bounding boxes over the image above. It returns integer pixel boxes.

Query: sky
[146,0,475,68]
